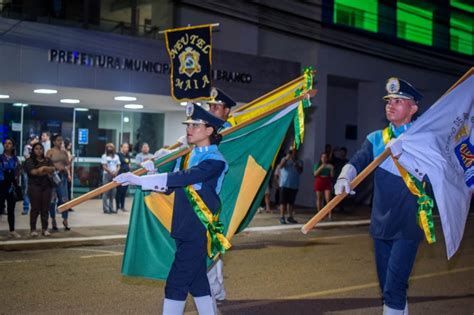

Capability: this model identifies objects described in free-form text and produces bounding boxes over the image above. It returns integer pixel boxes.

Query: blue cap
[383,77,423,103]
[208,87,236,108]
[182,103,225,129]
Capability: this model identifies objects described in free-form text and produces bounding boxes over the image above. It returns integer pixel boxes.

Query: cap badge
[185,103,194,118]
[386,77,400,94]
[210,87,218,101]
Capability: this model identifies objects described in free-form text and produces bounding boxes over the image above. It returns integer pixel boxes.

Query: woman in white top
[101,143,120,213]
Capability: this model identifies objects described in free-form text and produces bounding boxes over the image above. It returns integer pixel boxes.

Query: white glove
[141,159,156,174]
[153,148,172,160]
[177,135,187,145]
[140,173,168,192]
[387,138,403,158]
[334,164,357,195]
[114,172,142,186]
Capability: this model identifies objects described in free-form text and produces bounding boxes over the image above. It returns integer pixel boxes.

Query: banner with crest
[396,68,474,259]
[164,24,213,101]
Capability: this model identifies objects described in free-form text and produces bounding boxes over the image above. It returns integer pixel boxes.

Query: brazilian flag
[122,71,314,280]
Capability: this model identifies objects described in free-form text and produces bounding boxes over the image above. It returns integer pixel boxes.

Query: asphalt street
[0,220,473,314]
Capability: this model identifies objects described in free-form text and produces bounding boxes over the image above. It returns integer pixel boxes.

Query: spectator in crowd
[333,147,349,180]
[135,142,153,166]
[0,138,22,238]
[46,134,71,231]
[324,143,334,164]
[41,131,51,152]
[101,143,120,214]
[313,152,335,220]
[63,138,74,210]
[116,143,131,212]
[24,143,55,237]
[21,135,39,215]
[277,147,303,224]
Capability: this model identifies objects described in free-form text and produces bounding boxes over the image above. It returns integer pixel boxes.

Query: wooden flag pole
[301,149,390,234]
[301,67,474,234]
[58,89,316,212]
[158,23,220,34]
[58,148,191,213]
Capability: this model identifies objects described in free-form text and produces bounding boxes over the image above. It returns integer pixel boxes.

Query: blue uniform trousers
[374,238,420,310]
[165,237,211,301]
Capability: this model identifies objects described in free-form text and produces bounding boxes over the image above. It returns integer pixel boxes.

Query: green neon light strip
[450,0,474,13]
[450,12,473,55]
[397,1,433,46]
[333,0,378,33]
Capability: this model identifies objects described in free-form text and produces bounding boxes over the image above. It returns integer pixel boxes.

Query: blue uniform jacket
[349,123,423,241]
[167,145,228,241]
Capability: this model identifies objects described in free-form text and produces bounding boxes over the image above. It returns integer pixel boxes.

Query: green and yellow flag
[122,70,314,280]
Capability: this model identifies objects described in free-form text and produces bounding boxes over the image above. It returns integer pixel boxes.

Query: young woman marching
[115,104,230,315]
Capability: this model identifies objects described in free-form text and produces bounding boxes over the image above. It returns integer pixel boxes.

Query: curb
[243,219,370,232]
[0,220,371,251]
[0,235,127,251]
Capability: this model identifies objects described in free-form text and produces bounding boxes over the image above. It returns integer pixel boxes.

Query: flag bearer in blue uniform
[335,78,424,315]
[207,87,237,130]
[115,103,230,315]
[206,87,236,302]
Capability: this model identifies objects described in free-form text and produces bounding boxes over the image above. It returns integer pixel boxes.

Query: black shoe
[279,217,287,224]
[52,225,59,231]
[287,217,298,224]
[63,220,71,231]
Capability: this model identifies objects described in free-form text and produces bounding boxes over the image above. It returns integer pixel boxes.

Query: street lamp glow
[0,94,10,99]
[124,104,144,109]
[13,103,29,107]
[123,116,130,123]
[180,102,187,106]
[115,96,137,101]
[34,89,58,94]
[60,99,80,104]
[74,107,89,111]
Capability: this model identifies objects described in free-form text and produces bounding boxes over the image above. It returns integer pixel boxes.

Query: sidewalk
[0,198,372,250]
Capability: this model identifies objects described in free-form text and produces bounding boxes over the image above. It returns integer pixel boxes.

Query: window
[450,11,474,55]
[0,103,22,154]
[333,0,378,33]
[397,1,434,46]
[450,0,474,13]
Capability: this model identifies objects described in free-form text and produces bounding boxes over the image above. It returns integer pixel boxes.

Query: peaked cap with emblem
[208,87,236,108]
[383,77,423,103]
[182,103,225,129]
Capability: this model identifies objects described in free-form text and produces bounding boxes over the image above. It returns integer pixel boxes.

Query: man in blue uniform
[206,87,236,301]
[207,87,237,130]
[334,77,424,315]
[115,104,229,315]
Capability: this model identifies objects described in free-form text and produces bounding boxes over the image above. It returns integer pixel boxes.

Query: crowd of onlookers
[0,131,74,238]
[99,141,157,214]
[1,130,351,238]
[257,144,350,224]
[0,129,164,239]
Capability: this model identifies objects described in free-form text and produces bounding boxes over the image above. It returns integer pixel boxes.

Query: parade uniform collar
[389,122,412,138]
[193,144,218,154]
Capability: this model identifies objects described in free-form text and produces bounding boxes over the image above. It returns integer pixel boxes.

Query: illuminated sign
[78,128,89,145]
